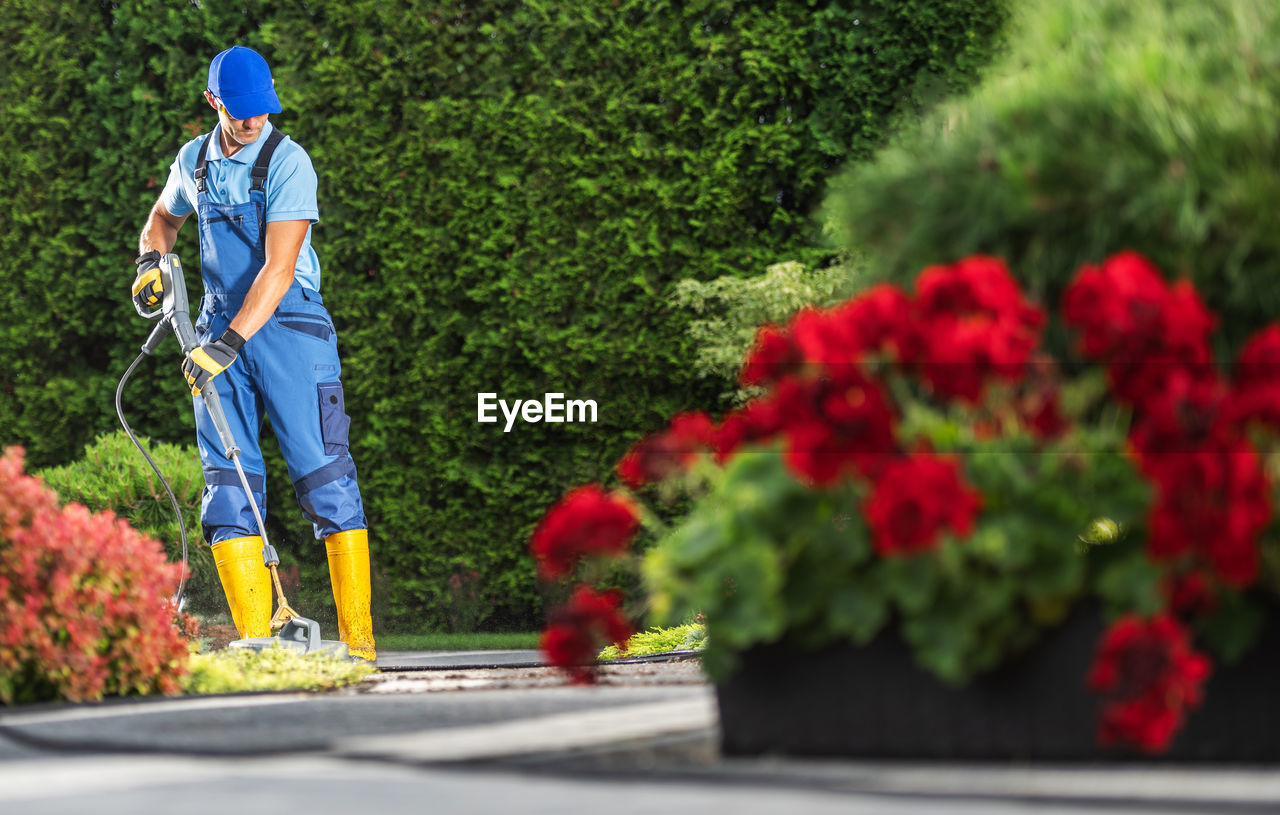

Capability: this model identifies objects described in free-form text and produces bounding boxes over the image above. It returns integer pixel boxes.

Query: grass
[375,631,541,651]
[599,624,706,660]
[185,647,374,694]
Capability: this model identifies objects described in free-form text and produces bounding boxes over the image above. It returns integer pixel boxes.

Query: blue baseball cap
[207,46,282,119]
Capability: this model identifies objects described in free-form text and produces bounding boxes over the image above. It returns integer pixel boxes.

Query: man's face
[204,91,269,145]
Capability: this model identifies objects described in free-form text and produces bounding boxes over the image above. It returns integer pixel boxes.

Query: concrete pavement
[2,651,1279,813]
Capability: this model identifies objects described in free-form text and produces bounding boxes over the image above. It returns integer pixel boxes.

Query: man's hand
[132,250,164,311]
[182,330,246,395]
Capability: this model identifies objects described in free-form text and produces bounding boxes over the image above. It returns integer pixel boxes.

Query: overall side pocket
[318,381,351,456]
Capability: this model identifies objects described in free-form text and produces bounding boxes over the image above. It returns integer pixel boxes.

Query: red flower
[1163,571,1217,618]
[863,453,980,556]
[528,485,640,579]
[712,396,788,463]
[915,255,1044,331]
[1225,325,1280,433]
[912,256,1045,402]
[740,284,916,387]
[1143,442,1270,588]
[1020,387,1070,439]
[540,585,633,684]
[1063,252,1215,406]
[1128,367,1230,460]
[778,369,899,485]
[1088,615,1210,753]
[740,324,802,386]
[1234,324,1280,389]
[616,411,717,487]
[835,284,918,362]
[540,623,598,684]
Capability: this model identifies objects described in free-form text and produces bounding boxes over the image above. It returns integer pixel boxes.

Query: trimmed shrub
[37,432,222,618]
[0,447,189,704]
[824,0,1280,349]
[1,0,1007,628]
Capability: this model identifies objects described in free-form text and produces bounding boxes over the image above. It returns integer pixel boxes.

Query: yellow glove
[132,251,163,310]
[182,330,245,395]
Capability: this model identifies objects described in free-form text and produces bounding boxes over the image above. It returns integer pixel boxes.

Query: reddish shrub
[0,447,189,704]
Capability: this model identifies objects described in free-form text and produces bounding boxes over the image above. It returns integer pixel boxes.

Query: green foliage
[36,432,223,617]
[0,0,1006,629]
[671,257,865,404]
[825,0,1280,349]
[185,647,373,695]
[645,411,1151,683]
[599,623,706,660]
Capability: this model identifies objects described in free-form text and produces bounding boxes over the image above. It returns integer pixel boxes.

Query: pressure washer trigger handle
[261,542,280,568]
[141,319,172,356]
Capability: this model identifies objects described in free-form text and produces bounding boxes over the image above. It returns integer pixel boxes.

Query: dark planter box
[717,606,1280,761]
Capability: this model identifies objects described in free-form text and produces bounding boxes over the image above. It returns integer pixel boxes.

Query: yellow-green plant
[185,648,374,695]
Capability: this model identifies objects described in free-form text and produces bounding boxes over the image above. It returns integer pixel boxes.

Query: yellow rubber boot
[210,536,273,639]
[325,529,377,662]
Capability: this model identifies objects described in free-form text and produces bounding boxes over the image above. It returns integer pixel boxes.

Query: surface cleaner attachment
[229,616,349,658]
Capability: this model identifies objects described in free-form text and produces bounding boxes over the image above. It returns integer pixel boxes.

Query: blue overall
[191,126,366,545]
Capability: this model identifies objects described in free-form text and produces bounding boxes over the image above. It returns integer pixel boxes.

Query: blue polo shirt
[160,121,323,292]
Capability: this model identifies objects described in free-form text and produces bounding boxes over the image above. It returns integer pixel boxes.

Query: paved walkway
[377,649,545,670]
[2,651,1278,813]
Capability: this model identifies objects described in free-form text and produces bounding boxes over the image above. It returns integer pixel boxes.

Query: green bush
[671,256,865,404]
[824,0,1280,349]
[37,432,223,617]
[0,0,1007,628]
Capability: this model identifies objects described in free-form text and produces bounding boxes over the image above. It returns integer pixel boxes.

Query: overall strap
[193,126,285,195]
[249,128,285,193]
[193,125,219,194]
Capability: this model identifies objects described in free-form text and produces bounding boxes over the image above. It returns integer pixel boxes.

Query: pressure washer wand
[140,255,300,630]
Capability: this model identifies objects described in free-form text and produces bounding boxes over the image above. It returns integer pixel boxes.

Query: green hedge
[825,0,1280,350]
[0,0,1005,628]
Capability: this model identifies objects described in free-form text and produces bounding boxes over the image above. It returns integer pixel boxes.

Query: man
[133,46,375,663]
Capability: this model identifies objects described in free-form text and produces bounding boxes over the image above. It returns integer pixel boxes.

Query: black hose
[114,351,189,611]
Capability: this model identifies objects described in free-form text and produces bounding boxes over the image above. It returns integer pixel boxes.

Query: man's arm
[139,200,189,256]
[227,219,310,342]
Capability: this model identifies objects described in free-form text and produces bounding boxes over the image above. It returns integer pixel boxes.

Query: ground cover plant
[184,647,373,695]
[598,624,706,661]
[528,251,1280,754]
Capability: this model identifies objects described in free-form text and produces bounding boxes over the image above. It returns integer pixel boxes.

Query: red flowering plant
[528,484,639,683]
[530,250,1280,751]
[0,447,191,704]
